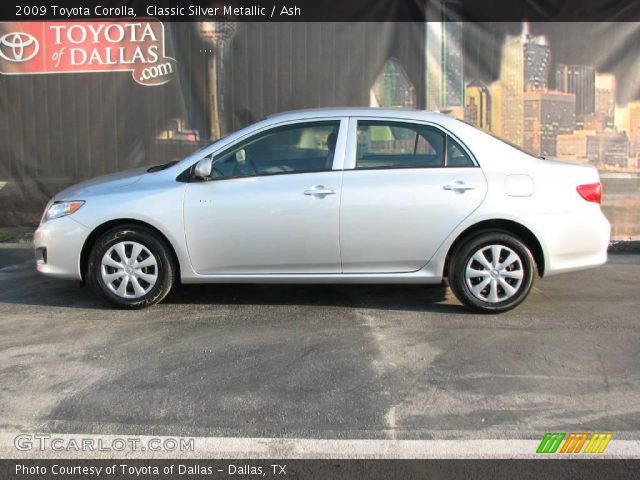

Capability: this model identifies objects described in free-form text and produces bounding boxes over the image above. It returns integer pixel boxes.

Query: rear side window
[355,120,474,169]
[447,136,475,167]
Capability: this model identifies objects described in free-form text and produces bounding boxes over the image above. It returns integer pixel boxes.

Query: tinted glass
[356,121,445,169]
[211,121,340,178]
[446,136,475,167]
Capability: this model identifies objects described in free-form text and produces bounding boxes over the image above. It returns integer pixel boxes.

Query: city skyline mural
[420,21,640,240]
[423,22,639,174]
[203,21,640,175]
[1,20,638,239]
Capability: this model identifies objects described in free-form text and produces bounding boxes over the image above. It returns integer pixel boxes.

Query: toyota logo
[0,32,39,63]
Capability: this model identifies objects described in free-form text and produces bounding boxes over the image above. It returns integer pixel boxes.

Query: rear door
[339,118,487,273]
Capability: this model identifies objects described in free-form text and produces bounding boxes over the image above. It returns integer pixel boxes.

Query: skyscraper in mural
[524,27,550,90]
[630,101,640,156]
[464,79,491,130]
[496,22,550,145]
[425,2,463,111]
[490,81,502,136]
[370,58,416,109]
[556,64,596,127]
[595,73,616,130]
[497,31,524,144]
[523,90,575,156]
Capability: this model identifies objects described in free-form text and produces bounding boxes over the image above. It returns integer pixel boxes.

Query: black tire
[448,230,536,313]
[87,225,175,309]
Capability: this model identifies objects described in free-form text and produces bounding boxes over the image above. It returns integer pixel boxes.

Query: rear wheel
[448,231,535,313]
[88,226,175,308]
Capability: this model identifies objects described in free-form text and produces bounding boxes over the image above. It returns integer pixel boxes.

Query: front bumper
[34,216,89,280]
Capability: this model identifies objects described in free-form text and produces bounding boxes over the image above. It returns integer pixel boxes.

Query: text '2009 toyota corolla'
[34,108,610,313]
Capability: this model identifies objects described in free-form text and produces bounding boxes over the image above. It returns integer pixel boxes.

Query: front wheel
[448,231,536,313]
[88,226,175,309]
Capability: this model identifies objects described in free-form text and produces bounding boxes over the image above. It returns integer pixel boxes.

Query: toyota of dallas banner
[0,20,176,86]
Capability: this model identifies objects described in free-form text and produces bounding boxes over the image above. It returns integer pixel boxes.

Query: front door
[184,119,346,274]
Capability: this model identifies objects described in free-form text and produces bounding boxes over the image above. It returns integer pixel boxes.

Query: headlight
[45,201,85,221]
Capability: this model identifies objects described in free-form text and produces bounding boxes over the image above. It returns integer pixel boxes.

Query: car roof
[266,107,455,124]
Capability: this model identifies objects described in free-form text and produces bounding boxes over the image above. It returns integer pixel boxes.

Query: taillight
[576,182,603,204]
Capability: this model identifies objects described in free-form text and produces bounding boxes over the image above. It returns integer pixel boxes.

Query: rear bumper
[33,217,89,280]
[518,207,610,276]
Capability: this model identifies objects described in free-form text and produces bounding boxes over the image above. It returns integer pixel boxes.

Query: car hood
[54,167,148,200]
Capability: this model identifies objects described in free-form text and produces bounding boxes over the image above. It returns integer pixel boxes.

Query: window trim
[445,133,476,168]
[180,117,348,182]
[344,117,479,171]
[210,120,342,180]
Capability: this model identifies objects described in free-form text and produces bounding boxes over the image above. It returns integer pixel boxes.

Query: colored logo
[536,432,613,454]
[0,20,176,86]
[0,32,39,63]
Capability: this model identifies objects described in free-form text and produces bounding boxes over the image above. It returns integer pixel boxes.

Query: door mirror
[194,157,213,180]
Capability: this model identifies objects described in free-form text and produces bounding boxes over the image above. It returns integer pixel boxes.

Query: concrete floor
[1,248,639,440]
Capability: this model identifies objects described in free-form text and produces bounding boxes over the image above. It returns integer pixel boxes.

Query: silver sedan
[34,108,610,312]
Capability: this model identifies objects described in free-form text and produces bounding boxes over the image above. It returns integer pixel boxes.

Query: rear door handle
[304,185,337,197]
[443,181,475,192]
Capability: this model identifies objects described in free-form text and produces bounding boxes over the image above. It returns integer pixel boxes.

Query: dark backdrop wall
[0,22,426,225]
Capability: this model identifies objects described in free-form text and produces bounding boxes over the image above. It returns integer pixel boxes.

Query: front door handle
[304,185,337,197]
[443,181,476,193]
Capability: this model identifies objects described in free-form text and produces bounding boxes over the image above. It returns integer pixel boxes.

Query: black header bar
[3,0,640,22]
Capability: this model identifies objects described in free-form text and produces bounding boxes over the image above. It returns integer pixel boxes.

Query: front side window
[355,120,474,169]
[210,121,340,179]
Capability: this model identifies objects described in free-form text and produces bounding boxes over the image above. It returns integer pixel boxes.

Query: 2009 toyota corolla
[34,108,610,312]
